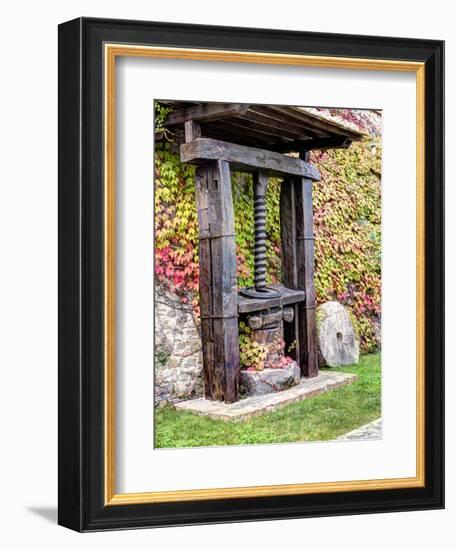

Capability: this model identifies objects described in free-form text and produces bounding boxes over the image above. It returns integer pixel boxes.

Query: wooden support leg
[280,176,318,378]
[280,181,300,365]
[195,160,240,402]
[295,177,318,377]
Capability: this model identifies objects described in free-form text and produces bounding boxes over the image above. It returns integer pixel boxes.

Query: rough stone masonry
[154,289,361,404]
[154,285,203,405]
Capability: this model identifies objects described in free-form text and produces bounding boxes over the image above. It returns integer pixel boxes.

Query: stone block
[174,371,358,422]
[241,362,300,396]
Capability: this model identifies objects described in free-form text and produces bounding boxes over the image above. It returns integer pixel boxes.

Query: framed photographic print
[58,17,444,531]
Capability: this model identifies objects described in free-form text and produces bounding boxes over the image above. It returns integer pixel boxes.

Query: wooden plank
[195,167,215,398]
[195,160,240,402]
[295,176,319,378]
[224,117,305,141]
[205,120,280,144]
[289,107,365,140]
[280,181,297,289]
[237,284,305,314]
[267,105,363,140]
[270,136,353,153]
[244,107,313,138]
[280,180,300,366]
[203,124,352,153]
[256,106,324,138]
[210,160,240,403]
[202,123,266,147]
[165,103,249,126]
[184,120,201,142]
[181,138,321,180]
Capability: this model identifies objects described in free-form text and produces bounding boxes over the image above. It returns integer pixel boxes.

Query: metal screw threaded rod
[240,171,280,299]
[253,189,267,289]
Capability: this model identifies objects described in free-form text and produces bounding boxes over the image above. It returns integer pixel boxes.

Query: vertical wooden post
[186,120,240,402]
[184,119,201,141]
[195,160,240,402]
[280,174,318,378]
[280,181,300,365]
[295,176,318,377]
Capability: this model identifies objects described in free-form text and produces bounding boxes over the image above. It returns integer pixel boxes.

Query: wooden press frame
[178,125,321,403]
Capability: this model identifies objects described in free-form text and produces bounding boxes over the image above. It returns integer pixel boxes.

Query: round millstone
[317,301,359,367]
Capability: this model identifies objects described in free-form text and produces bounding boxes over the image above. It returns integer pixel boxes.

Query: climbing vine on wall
[154,140,200,313]
[311,141,382,352]
[154,104,382,353]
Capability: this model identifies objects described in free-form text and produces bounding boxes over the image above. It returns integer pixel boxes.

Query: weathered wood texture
[184,119,201,142]
[163,102,364,151]
[238,284,304,314]
[195,160,240,402]
[167,103,249,126]
[280,181,300,365]
[295,177,318,377]
[280,176,318,378]
[270,136,352,153]
[264,105,361,139]
[181,138,321,179]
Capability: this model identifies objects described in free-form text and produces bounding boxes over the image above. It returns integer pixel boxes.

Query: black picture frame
[58,17,444,532]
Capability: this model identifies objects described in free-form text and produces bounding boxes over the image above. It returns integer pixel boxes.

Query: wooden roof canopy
[163,101,365,153]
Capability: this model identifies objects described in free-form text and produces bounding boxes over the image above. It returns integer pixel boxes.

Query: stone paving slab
[174,371,357,422]
[337,417,382,441]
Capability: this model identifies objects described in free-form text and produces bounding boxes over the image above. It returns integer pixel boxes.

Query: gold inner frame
[104,44,426,506]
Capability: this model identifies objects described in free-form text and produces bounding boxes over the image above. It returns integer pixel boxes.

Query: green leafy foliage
[154,102,175,140]
[154,139,200,313]
[311,142,382,352]
[154,105,381,352]
[238,321,267,371]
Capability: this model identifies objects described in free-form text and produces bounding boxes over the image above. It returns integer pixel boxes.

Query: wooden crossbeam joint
[181,138,320,180]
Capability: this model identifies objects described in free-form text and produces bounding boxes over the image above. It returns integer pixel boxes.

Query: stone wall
[154,285,203,405]
[154,291,367,403]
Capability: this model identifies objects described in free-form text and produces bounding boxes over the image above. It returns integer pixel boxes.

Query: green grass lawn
[154,352,381,449]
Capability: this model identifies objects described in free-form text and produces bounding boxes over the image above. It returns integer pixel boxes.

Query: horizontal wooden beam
[238,284,305,314]
[270,136,353,153]
[180,138,320,180]
[165,103,250,126]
